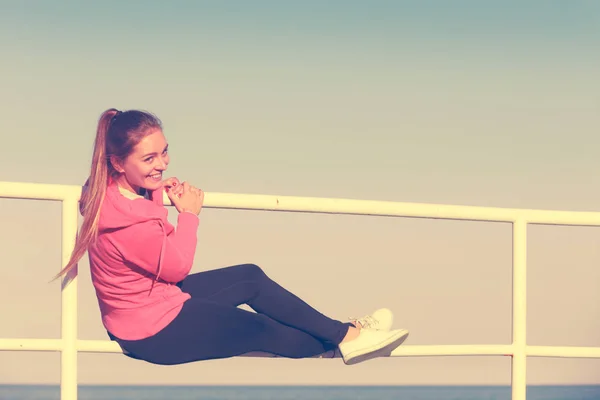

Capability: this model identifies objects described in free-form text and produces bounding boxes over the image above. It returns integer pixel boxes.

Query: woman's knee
[238,263,266,280]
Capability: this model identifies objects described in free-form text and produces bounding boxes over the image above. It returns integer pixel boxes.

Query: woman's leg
[177,263,352,345]
[116,298,337,365]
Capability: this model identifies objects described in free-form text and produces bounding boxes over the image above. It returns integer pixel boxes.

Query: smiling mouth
[148,172,162,181]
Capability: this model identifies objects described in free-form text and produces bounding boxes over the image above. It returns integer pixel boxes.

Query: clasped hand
[162,177,204,215]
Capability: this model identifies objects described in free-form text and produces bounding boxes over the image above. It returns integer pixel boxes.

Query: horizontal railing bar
[527,346,600,358]
[195,192,519,223]
[390,345,514,356]
[0,182,81,201]
[0,338,62,351]
[75,341,516,357]
[4,181,600,226]
[4,339,600,359]
[6,339,599,359]
[0,339,516,356]
[192,192,600,226]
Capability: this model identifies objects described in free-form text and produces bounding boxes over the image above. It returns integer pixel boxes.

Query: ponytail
[52,109,119,281]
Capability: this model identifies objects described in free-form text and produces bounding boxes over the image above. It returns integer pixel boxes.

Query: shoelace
[348,315,379,329]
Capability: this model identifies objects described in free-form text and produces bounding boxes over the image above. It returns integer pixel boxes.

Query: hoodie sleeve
[111,212,200,283]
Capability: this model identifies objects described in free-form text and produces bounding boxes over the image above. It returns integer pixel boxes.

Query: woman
[55,108,409,366]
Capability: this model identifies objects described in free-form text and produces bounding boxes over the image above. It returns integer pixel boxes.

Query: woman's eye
[145,157,154,163]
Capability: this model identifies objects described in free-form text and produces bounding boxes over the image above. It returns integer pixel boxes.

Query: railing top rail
[2,180,600,226]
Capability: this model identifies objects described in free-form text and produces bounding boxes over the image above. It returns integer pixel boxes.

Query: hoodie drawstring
[149,219,168,295]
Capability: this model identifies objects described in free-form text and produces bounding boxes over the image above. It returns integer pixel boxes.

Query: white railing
[1,180,600,400]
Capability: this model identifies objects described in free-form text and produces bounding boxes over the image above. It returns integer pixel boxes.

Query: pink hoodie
[86,179,199,340]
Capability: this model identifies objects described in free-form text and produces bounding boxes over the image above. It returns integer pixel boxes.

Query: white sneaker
[338,328,409,365]
[349,308,394,331]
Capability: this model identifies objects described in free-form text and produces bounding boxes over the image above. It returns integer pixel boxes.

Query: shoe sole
[342,329,409,366]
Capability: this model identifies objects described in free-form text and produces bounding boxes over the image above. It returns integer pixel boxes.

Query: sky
[0,0,599,386]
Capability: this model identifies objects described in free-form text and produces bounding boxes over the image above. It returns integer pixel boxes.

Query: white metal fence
[1,180,599,400]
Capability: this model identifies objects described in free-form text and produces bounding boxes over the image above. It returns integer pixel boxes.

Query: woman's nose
[156,157,167,170]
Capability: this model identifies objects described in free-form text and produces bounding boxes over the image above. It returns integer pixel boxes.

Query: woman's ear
[110,155,125,173]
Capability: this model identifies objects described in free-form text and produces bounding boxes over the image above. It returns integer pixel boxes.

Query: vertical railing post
[61,197,79,400]
[512,219,528,400]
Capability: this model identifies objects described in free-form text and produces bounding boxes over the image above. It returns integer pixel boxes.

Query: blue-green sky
[1,0,599,386]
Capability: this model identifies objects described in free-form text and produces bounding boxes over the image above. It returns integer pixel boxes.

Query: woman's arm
[111,212,200,282]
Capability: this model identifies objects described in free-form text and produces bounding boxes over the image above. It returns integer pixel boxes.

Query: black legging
[108,263,352,365]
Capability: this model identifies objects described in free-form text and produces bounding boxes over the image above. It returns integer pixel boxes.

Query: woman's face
[112,129,170,194]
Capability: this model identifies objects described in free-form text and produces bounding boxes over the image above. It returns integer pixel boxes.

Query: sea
[1,385,600,400]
